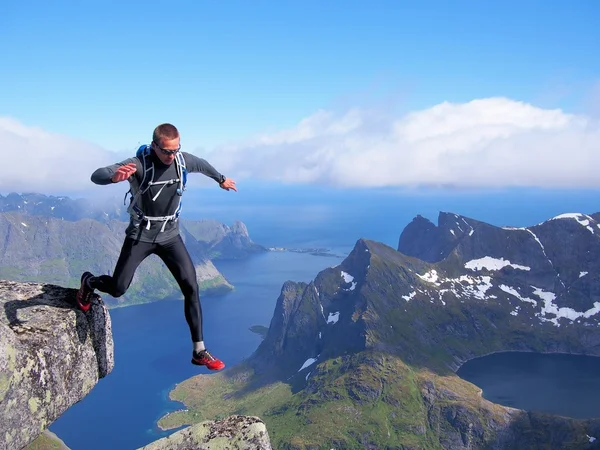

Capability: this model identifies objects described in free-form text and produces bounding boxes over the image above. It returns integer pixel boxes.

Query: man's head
[151,123,180,165]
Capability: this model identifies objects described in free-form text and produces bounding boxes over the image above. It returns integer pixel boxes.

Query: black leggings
[90,235,203,342]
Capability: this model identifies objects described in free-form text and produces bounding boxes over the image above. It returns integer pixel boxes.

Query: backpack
[124,144,187,232]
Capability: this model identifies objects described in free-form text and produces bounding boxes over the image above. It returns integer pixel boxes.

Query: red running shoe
[76,272,94,312]
[192,349,225,371]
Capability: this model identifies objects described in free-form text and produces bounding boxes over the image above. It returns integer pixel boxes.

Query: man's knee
[112,279,131,298]
[180,275,199,298]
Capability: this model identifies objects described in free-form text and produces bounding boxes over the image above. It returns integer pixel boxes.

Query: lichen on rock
[138,415,272,450]
[0,279,114,450]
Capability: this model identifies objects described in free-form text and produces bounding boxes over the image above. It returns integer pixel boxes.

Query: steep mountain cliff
[181,218,267,259]
[158,211,600,449]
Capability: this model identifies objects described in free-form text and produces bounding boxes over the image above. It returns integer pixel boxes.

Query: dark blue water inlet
[457,351,600,419]
[49,249,345,450]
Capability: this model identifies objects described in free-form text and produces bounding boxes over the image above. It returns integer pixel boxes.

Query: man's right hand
[111,163,137,183]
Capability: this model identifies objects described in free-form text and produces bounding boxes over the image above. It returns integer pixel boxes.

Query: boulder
[139,415,272,450]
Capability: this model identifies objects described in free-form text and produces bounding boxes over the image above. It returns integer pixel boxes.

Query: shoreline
[154,348,600,434]
[452,348,600,373]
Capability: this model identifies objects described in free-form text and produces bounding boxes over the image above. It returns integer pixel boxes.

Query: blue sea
[48,187,600,449]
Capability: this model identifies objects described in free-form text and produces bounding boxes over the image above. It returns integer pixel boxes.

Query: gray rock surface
[139,415,272,450]
[0,280,114,450]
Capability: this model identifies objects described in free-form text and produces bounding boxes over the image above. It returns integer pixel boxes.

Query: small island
[267,247,342,258]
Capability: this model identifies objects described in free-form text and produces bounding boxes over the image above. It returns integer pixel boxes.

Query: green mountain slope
[157,211,600,449]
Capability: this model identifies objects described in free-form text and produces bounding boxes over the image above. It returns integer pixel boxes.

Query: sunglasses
[153,140,181,155]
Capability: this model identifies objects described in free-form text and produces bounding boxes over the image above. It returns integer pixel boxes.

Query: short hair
[152,123,179,145]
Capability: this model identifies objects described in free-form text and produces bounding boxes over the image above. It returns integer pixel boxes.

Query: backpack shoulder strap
[176,152,187,192]
[125,144,154,211]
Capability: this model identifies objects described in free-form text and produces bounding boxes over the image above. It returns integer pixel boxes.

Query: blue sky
[2,1,599,149]
[1,0,599,195]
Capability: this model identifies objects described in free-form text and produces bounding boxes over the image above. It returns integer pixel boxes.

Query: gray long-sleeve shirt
[91,150,225,243]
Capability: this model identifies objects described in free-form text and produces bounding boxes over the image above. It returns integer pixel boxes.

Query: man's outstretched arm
[183,152,237,191]
[91,158,139,185]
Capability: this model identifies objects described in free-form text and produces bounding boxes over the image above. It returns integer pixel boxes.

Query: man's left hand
[220,178,238,192]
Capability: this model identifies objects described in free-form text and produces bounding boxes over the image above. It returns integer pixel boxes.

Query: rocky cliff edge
[0,280,114,450]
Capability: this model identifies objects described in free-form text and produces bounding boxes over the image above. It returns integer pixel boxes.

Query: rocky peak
[231,220,250,237]
[252,239,382,381]
[401,211,600,312]
[0,280,114,449]
[398,212,481,263]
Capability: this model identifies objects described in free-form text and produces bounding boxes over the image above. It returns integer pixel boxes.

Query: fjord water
[48,247,351,450]
[47,188,600,449]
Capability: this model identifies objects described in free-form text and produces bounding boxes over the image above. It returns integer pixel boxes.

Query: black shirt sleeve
[182,152,225,184]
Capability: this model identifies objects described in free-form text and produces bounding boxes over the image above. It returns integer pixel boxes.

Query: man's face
[152,136,181,165]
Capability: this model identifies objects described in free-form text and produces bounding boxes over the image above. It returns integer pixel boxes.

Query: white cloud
[206,97,600,188]
[0,117,120,194]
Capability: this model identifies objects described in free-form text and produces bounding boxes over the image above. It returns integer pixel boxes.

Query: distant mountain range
[0,192,125,222]
[0,193,267,308]
[159,210,600,449]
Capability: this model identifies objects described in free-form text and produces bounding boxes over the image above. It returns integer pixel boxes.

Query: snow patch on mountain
[327,311,340,324]
[402,291,416,302]
[532,286,600,325]
[417,270,441,286]
[465,256,530,272]
[416,271,494,301]
[298,357,318,372]
[413,267,600,326]
[340,270,357,291]
[499,285,537,306]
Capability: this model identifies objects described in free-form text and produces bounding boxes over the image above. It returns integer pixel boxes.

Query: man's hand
[219,178,237,192]
[111,163,137,183]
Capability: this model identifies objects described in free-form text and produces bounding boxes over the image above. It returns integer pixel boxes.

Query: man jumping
[76,123,236,371]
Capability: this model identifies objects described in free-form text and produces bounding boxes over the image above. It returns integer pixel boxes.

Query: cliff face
[181,219,267,260]
[0,280,114,450]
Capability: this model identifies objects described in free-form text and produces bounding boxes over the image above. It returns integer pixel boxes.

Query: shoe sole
[191,359,225,370]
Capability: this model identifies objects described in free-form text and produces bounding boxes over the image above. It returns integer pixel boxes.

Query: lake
[457,351,600,419]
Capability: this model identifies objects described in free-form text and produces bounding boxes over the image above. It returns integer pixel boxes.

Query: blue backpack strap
[177,152,187,189]
[136,144,151,158]
[174,152,187,218]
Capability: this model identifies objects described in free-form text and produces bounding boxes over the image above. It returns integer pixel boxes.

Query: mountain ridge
[0,193,267,308]
[158,209,600,449]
